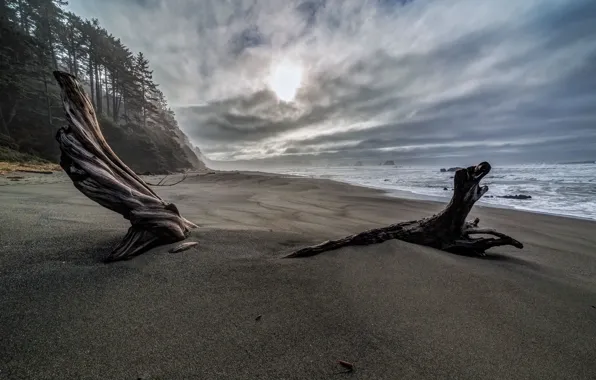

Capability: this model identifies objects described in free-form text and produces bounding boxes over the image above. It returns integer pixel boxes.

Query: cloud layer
[68,0,596,164]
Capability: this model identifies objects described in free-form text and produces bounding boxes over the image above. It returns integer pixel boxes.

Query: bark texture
[53,71,197,262]
[287,162,523,258]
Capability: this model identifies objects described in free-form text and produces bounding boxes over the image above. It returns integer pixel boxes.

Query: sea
[268,163,596,221]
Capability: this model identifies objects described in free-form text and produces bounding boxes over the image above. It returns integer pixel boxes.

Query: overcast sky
[68,0,596,165]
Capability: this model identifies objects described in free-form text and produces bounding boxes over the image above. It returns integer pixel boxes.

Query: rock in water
[498,194,532,200]
[447,167,463,172]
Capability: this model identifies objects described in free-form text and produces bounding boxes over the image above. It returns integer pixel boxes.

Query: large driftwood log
[287,162,523,258]
[53,71,197,262]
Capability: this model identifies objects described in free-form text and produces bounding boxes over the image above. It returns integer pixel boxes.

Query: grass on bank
[0,147,61,175]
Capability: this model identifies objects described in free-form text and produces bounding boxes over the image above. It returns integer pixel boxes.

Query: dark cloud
[67,0,596,163]
[296,0,326,28]
[229,25,266,56]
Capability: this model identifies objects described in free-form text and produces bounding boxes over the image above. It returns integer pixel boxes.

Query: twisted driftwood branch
[53,71,197,262]
[287,162,523,258]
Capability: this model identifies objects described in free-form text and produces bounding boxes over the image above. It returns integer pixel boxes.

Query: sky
[67,0,596,165]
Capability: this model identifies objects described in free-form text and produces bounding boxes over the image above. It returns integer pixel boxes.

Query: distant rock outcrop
[355,161,363,166]
[560,160,596,165]
[440,168,447,172]
[383,160,395,166]
[498,194,532,200]
[189,144,209,170]
[174,131,206,171]
[447,167,463,172]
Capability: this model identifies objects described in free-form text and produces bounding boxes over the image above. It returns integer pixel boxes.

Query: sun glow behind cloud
[267,59,304,102]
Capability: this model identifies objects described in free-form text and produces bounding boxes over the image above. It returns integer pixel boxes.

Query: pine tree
[60,12,84,77]
[0,15,39,138]
[134,52,159,128]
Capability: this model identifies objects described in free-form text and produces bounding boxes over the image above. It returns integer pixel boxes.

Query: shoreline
[383,188,596,223]
[237,169,596,223]
[2,167,595,222]
[262,169,596,222]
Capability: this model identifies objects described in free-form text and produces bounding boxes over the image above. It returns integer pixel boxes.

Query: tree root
[53,71,197,262]
[286,162,523,258]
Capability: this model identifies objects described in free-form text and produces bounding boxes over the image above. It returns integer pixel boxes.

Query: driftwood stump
[287,162,523,258]
[53,71,197,262]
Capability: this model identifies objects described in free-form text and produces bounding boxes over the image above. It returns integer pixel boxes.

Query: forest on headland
[0,0,205,173]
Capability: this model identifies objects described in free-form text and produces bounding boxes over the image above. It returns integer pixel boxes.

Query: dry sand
[1,171,595,379]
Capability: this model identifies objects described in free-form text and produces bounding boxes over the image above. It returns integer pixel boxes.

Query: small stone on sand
[169,241,198,253]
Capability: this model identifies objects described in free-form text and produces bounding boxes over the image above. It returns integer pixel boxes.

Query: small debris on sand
[168,241,198,253]
[337,360,354,372]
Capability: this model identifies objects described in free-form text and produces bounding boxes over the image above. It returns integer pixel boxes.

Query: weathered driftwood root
[53,71,197,262]
[286,162,523,258]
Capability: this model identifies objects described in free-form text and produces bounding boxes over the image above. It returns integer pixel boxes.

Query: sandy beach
[1,171,596,379]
